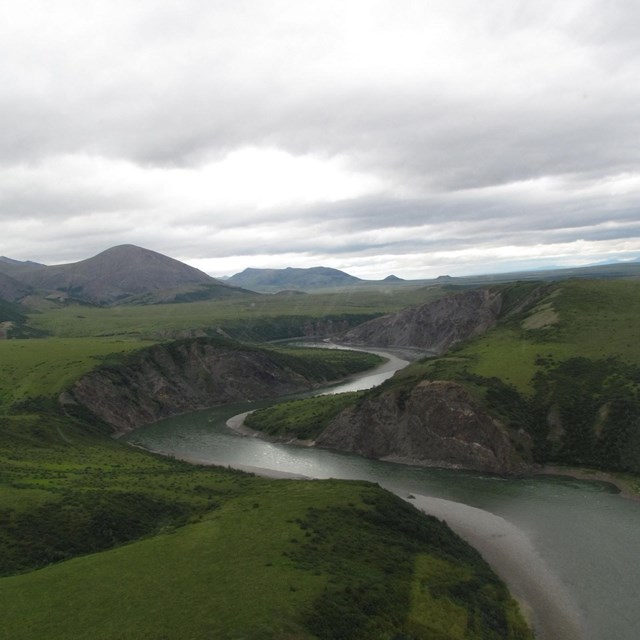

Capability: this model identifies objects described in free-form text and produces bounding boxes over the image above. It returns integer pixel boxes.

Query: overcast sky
[1,0,639,279]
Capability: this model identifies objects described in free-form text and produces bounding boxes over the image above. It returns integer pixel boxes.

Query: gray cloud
[0,0,639,276]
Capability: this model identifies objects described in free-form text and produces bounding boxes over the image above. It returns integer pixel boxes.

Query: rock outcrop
[316,380,525,474]
[339,288,503,353]
[63,340,319,436]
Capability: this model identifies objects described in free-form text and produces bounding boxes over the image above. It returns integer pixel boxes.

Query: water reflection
[122,350,640,640]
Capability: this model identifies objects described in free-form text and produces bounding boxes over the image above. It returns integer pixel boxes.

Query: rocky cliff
[316,380,526,474]
[339,288,503,353]
[63,340,321,436]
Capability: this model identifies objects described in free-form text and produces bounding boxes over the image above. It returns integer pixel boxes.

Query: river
[122,346,640,640]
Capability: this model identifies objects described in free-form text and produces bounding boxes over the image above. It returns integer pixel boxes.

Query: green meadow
[247,279,640,475]
[0,338,153,408]
[245,391,364,440]
[1,283,533,639]
[391,279,640,394]
[1,413,531,639]
[25,285,442,339]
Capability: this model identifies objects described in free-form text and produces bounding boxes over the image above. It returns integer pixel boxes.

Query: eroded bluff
[339,288,502,353]
[63,340,318,436]
[316,380,526,474]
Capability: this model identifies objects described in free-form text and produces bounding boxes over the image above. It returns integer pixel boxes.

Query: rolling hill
[244,279,640,476]
[227,266,364,292]
[1,245,250,306]
[0,256,45,276]
[0,336,531,639]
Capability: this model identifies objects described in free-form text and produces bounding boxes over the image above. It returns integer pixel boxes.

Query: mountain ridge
[3,244,639,304]
[0,244,249,306]
[227,265,363,292]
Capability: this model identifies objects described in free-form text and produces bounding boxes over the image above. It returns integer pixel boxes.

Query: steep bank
[61,338,361,436]
[315,380,527,474]
[339,288,503,353]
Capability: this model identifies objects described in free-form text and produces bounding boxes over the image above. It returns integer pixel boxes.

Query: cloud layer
[1,0,639,278]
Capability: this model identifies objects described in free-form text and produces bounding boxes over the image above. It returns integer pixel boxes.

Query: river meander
[122,347,640,640]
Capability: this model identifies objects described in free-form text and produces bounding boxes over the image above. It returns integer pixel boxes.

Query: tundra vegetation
[403,280,640,474]
[248,279,640,479]
[0,283,532,639]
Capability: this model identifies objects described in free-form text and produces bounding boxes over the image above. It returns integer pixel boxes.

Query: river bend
[122,346,640,640]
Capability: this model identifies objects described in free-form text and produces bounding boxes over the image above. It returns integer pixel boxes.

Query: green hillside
[0,409,531,639]
[22,285,443,339]
[246,279,640,477]
[0,338,153,408]
[0,311,531,638]
[391,279,640,472]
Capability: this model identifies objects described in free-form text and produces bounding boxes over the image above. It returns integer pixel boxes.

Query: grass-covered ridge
[0,299,532,639]
[384,279,640,473]
[23,285,443,339]
[0,335,382,413]
[0,409,531,639]
[245,391,364,440]
[0,337,154,408]
[245,279,640,476]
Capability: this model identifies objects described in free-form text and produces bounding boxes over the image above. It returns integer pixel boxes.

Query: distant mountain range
[0,245,249,306]
[227,266,366,292]
[1,244,639,306]
[227,259,640,293]
[0,271,31,302]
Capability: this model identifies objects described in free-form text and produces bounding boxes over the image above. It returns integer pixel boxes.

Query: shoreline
[402,493,586,640]
[129,427,608,639]
[532,464,640,501]
[225,410,317,447]
[226,410,640,501]
[131,436,580,640]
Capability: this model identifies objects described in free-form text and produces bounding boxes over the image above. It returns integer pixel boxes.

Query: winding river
[122,347,640,640]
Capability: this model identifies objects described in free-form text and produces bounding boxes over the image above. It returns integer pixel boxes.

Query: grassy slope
[0,287,535,638]
[405,279,640,394]
[393,279,640,471]
[246,279,640,476]
[1,416,531,639]
[245,392,364,440]
[0,336,381,412]
[0,338,153,408]
[25,286,443,339]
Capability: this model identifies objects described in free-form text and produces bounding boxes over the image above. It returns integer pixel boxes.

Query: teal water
[122,351,640,640]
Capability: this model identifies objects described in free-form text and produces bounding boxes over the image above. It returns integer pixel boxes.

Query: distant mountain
[0,272,42,337]
[227,266,363,292]
[0,272,32,303]
[8,245,250,306]
[0,256,44,267]
[0,256,45,278]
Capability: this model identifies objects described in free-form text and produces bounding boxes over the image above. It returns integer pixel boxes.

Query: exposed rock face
[316,380,524,474]
[339,288,503,353]
[64,341,317,436]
